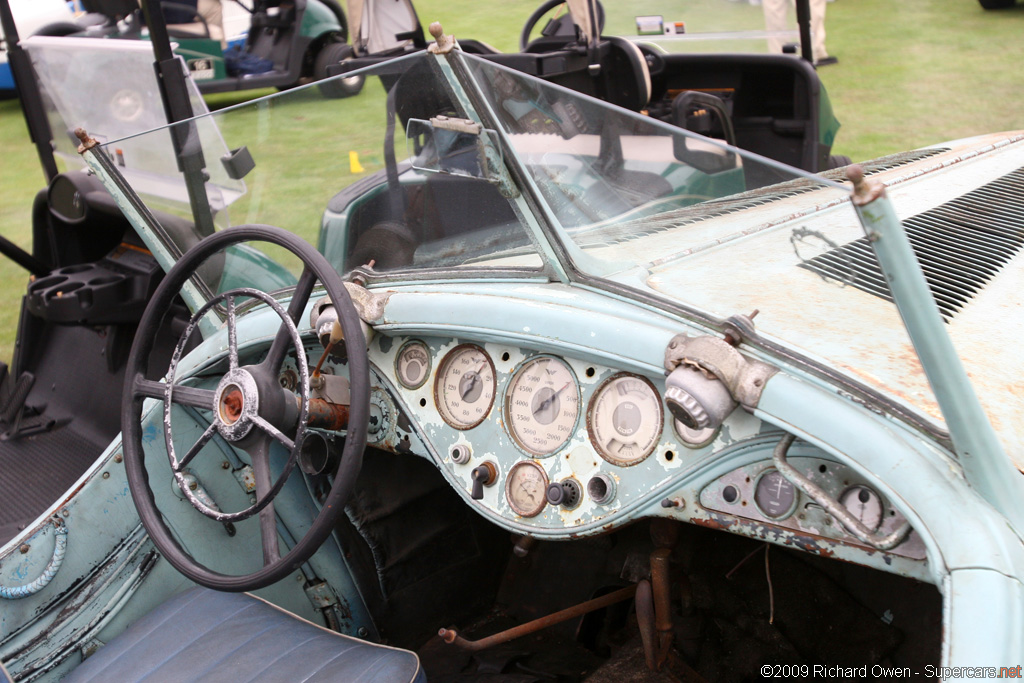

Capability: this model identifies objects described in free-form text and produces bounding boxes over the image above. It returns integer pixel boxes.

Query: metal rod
[438,584,638,652]
[650,547,673,667]
[635,579,657,670]
[848,166,1024,537]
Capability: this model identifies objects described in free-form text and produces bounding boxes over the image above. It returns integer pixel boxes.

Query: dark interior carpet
[0,424,104,546]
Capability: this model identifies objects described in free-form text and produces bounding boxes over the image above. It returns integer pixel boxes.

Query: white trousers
[762,0,829,62]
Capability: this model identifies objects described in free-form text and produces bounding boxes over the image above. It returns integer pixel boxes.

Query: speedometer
[505,356,579,456]
[434,344,496,429]
[588,373,663,467]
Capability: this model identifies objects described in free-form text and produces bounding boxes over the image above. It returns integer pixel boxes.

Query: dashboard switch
[546,479,582,509]
[470,461,497,500]
[450,444,472,465]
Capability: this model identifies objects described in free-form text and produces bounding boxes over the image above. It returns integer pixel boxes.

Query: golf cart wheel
[978,0,1015,8]
[315,42,365,99]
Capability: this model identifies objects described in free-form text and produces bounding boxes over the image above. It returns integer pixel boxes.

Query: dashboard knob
[664,365,736,431]
[546,482,565,506]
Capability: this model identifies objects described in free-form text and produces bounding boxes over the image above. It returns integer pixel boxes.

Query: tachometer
[588,373,663,466]
[434,344,496,429]
[505,356,579,456]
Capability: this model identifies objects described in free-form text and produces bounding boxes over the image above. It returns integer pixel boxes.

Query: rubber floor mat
[0,425,104,546]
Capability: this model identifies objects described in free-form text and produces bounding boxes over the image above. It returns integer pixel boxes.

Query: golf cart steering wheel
[122,225,369,592]
[519,0,605,52]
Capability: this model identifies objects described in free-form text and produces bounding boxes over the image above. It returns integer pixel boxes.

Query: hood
[624,133,1024,468]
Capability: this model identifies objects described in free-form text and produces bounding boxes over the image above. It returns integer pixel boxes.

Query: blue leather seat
[66,586,425,682]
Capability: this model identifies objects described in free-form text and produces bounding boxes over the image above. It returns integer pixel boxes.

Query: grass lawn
[1,0,1023,360]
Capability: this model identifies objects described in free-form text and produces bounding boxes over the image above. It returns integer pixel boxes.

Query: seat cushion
[66,587,425,683]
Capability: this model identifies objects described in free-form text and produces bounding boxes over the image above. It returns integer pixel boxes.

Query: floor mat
[0,424,104,546]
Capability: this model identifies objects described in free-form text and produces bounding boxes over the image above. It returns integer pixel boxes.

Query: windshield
[76,47,943,433]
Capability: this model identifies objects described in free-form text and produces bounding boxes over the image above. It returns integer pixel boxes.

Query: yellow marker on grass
[349,151,364,173]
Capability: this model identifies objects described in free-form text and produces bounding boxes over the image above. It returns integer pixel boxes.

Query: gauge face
[754,469,797,520]
[840,485,884,531]
[505,357,579,456]
[588,374,664,466]
[396,340,431,390]
[505,461,549,517]
[367,388,394,444]
[434,344,496,429]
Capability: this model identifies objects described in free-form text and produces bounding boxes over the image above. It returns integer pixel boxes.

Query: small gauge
[506,356,579,457]
[839,485,884,531]
[367,388,395,444]
[396,340,431,389]
[434,344,496,430]
[588,373,664,467]
[505,461,549,517]
[754,469,797,520]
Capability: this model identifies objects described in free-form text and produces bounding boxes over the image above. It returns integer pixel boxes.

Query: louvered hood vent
[800,166,1024,322]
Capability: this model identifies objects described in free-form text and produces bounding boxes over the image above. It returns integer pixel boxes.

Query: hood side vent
[579,148,949,247]
[800,166,1024,322]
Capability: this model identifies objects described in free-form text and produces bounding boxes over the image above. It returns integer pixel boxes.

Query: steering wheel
[122,225,369,592]
[519,0,605,52]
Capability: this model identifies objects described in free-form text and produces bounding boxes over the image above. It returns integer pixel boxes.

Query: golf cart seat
[65,587,426,682]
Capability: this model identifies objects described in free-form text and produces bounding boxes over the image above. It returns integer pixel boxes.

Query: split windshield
[41,42,942,431]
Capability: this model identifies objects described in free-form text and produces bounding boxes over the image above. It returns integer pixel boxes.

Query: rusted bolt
[61,509,69,518]
[222,461,231,469]
[19,544,30,554]
[189,482,198,491]
[114,453,123,463]
[358,627,369,638]
[102,472,110,479]
[221,389,244,423]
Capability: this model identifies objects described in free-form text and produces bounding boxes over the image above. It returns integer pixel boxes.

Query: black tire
[315,41,365,99]
[979,0,1015,8]
[827,154,853,169]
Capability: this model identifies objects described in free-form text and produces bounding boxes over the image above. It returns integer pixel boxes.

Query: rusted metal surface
[438,584,638,651]
[306,398,349,431]
[635,579,657,670]
[650,548,673,668]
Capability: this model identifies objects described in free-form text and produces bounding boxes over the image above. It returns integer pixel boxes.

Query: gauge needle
[533,382,570,416]
[460,362,487,400]
[519,482,535,502]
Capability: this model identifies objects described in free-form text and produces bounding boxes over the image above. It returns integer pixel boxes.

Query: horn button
[214,368,260,441]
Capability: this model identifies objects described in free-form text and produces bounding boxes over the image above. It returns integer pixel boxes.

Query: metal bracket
[664,334,777,409]
[772,434,911,551]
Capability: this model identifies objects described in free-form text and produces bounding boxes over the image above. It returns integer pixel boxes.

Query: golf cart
[338,0,843,178]
[38,0,366,98]
[2,0,1024,681]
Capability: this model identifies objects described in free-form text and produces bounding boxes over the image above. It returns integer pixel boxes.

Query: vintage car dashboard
[290,333,929,581]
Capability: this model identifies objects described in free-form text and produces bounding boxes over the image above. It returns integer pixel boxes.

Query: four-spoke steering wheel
[122,225,369,591]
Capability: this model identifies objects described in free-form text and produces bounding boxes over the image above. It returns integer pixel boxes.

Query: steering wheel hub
[214,368,260,440]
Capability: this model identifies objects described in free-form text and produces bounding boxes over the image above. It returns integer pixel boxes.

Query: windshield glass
[79,47,943,432]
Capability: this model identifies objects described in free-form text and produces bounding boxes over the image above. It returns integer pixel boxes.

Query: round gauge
[505,356,580,456]
[839,485,884,531]
[434,344,496,430]
[754,469,798,520]
[588,374,664,467]
[505,461,549,517]
[367,388,395,444]
[396,340,431,390]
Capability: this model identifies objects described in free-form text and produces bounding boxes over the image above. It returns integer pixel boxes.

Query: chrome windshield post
[848,165,1024,535]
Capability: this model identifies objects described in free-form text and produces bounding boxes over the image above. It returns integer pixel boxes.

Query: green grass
[2,0,1024,359]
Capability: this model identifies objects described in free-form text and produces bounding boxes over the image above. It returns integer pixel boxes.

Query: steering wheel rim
[122,225,369,592]
[519,0,606,52]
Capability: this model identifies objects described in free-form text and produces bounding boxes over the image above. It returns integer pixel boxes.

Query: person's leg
[762,0,791,54]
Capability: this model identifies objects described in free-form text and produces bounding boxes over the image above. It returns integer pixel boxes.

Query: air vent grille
[800,166,1024,322]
